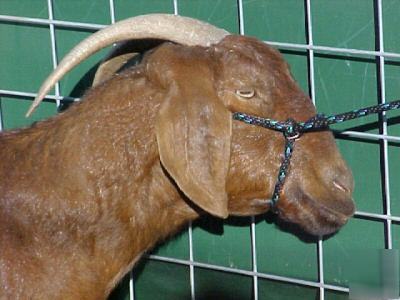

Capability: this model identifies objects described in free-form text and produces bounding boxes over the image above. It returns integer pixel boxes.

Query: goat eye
[235,89,255,98]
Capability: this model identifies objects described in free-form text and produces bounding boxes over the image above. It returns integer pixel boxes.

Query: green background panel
[281,51,310,94]
[242,0,306,44]
[192,217,252,270]
[314,55,379,131]
[0,97,57,129]
[336,139,383,214]
[385,62,400,216]
[194,268,253,300]
[393,223,400,250]
[114,0,174,21]
[389,142,400,217]
[311,0,375,50]
[383,0,400,53]
[386,62,400,136]
[0,0,48,18]
[323,218,385,287]
[133,261,191,300]
[0,23,53,93]
[258,279,318,300]
[151,228,189,260]
[53,0,111,24]
[179,0,239,34]
[325,290,349,300]
[256,220,318,281]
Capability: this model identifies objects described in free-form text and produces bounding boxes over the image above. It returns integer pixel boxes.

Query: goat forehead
[215,44,294,97]
[220,51,275,79]
[218,36,286,68]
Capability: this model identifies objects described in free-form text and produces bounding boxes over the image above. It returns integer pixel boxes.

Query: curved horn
[26,14,229,117]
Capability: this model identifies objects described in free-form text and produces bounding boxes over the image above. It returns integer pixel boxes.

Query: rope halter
[233,99,400,213]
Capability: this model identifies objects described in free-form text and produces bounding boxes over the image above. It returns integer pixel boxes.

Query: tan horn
[26,14,229,117]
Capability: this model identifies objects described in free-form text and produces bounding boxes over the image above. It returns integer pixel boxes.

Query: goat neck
[0,68,199,299]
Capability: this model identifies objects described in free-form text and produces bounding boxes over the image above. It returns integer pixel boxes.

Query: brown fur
[0,35,354,299]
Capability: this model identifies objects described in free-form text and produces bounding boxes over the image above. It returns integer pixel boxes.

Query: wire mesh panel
[0,0,399,299]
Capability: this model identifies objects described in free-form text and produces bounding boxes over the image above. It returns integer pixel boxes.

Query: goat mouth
[277,188,354,236]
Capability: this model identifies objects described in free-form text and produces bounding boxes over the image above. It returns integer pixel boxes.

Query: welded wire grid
[0,1,399,299]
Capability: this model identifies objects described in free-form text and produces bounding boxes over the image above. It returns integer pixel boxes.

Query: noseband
[233,100,400,213]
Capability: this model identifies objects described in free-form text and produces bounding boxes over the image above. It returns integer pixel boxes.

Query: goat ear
[155,62,232,219]
[93,52,138,86]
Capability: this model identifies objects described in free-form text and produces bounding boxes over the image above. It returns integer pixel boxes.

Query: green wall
[1,1,399,299]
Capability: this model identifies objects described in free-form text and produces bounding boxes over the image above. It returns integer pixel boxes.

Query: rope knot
[283,118,302,140]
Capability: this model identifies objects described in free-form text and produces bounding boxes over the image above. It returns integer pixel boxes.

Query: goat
[0,14,355,299]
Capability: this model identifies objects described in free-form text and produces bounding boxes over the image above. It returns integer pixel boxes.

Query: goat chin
[277,185,354,237]
[0,25,355,298]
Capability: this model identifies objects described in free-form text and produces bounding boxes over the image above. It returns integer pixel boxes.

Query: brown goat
[0,16,355,299]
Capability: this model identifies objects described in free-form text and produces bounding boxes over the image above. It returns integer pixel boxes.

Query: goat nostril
[333,180,349,194]
[331,172,354,197]
[328,165,354,195]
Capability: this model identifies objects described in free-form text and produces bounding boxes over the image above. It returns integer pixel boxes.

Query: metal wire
[148,254,350,293]
[1,13,400,60]
[0,14,105,30]
[304,1,325,298]
[46,0,61,108]
[0,100,3,131]
[188,222,195,300]
[376,0,393,251]
[236,3,259,299]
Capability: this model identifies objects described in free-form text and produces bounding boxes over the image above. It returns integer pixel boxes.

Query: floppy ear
[152,44,232,218]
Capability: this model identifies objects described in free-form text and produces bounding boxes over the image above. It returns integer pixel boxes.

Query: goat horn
[26,14,229,117]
